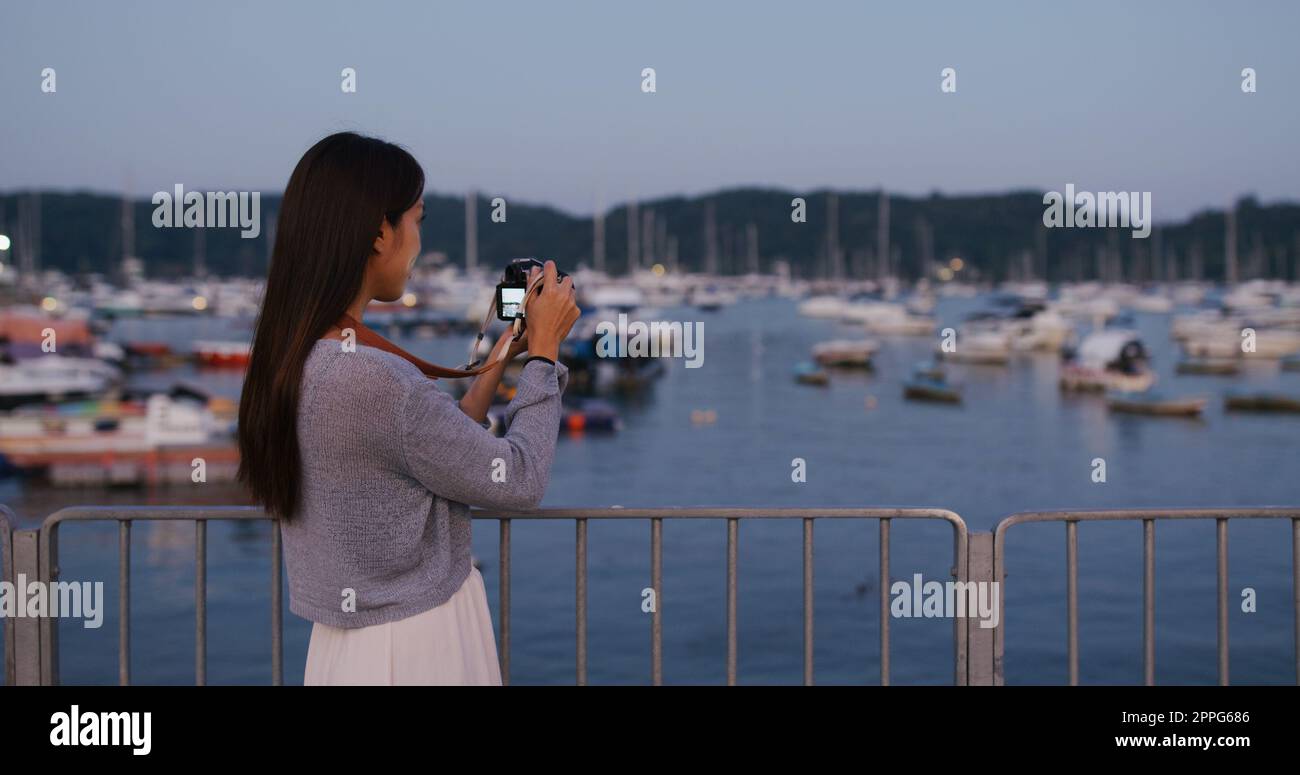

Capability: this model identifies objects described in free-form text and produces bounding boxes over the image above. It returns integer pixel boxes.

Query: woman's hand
[483,327,527,371]
[522,261,580,362]
[506,329,528,361]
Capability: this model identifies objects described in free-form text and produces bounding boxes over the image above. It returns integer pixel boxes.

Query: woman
[237,132,580,685]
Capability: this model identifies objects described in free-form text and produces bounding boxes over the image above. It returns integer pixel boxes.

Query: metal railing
[2,505,968,686]
[31,506,279,687]
[991,508,1300,686]
[4,504,1299,685]
[478,508,968,685]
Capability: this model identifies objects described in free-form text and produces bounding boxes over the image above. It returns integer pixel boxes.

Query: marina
[2,269,1299,684]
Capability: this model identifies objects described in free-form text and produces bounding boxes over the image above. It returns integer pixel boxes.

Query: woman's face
[368,199,424,302]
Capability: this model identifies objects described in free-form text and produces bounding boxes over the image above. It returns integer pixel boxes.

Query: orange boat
[193,341,251,368]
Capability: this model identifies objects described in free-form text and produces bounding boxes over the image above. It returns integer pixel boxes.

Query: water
[3,296,1298,684]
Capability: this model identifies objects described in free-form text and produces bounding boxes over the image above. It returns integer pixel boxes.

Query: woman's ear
[372,218,391,256]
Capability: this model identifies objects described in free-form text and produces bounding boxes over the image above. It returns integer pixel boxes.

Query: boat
[1128,294,1174,314]
[793,362,829,386]
[797,296,847,319]
[0,391,238,486]
[912,360,945,380]
[0,355,122,410]
[841,301,936,336]
[687,284,736,311]
[903,374,961,403]
[1001,302,1074,352]
[561,400,621,433]
[558,316,668,396]
[936,321,1012,365]
[1107,392,1207,417]
[1059,330,1156,393]
[1223,392,1300,413]
[1053,294,1120,323]
[579,283,646,311]
[1175,358,1241,376]
[1175,315,1300,360]
[811,339,878,369]
[193,340,251,368]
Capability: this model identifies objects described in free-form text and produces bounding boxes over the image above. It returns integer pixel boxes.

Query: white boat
[687,284,736,310]
[1055,284,1123,323]
[0,355,122,410]
[840,302,936,335]
[811,339,879,368]
[937,323,1012,365]
[798,296,847,319]
[1060,330,1155,392]
[1001,303,1074,352]
[1176,320,1300,360]
[1128,294,1174,313]
[581,284,645,311]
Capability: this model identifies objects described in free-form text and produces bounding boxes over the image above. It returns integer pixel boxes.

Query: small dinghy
[1224,392,1300,413]
[1107,391,1206,417]
[793,362,830,386]
[903,374,961,403]
[562,400,622,432]
[1176,358,1241,376]
[812,339,879,369]
[912,360,945,380]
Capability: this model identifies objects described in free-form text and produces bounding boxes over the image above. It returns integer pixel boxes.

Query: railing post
[966,532,997,685]
[11,529,47,685]
[1,507,13,686]
[39,522,60,686]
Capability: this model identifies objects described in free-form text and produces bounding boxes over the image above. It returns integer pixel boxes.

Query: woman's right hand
[523,260,580,362]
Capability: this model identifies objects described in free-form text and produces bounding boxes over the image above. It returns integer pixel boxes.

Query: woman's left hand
[499,328,529,362]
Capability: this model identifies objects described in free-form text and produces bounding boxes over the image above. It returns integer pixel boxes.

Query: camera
[496,257,568,322]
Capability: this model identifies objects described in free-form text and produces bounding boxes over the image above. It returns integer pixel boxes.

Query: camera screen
[500,287,526,318]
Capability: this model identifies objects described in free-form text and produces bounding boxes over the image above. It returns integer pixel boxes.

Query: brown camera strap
[333,312,498,380]
[331,272,545,380]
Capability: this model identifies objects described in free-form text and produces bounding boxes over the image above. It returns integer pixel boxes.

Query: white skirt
[304,566,503,685]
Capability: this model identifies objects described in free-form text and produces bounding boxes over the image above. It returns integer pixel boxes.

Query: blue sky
[1,0,1296,220]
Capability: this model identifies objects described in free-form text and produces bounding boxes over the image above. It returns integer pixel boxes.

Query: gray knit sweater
[283,338,568,628]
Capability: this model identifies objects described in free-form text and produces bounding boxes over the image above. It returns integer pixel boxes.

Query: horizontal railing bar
[473,507,965,522]
[998,508,1300,532]
[36,505,968,526]
[42,505,267,523]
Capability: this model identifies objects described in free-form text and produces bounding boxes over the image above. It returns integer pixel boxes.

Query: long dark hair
[237,132,425,520]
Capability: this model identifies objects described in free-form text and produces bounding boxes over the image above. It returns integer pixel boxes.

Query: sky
[0,0,1296,221]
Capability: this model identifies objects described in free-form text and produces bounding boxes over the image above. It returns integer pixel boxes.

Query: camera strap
[331,271,545,380]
